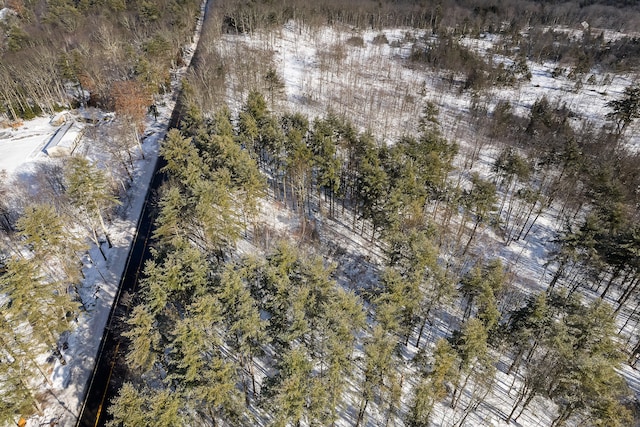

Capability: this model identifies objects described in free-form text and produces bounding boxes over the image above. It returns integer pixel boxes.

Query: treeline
[0,0,200,120]
[213,0,640,35]
[210,0,640,86]
[106,93,635,426]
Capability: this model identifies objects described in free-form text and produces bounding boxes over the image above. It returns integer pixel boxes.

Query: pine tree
[375,268,420,344]
[548,297,631,426]
[606,84,640,137]
[169,296,243,426]
[65,156,120,259]
[1,257,77,354]
[355,134,389,239]
[107,385,184,427]
[310,117,342,217]
[264,347,313,427]
[408,339,457,426]
[504,292,632,425]
[160,129,203,186]
[459,259,505,328]
[200,108,266,226]
[356,326,400,427]
[192,170,242,259]
[385,228,455,347]
[313,288,365,425]
[122,304,160,373]
[17,203,86,287]
[153,185,189,247]
[218,264,269,403]
[106,383,148,427]
[140,238,209,315]
[0,318,41,424]
[281,112,312,213]
[459,173,497,256]
[448,318,494,411]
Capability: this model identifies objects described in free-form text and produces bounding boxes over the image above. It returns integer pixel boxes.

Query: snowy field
[218,22,639,149]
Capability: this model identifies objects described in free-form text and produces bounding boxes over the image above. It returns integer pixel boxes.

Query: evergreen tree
[448,318,495,411]
[281,112,312,213]
[385,228,454,347]
[122,304,160,373]
[310,117,342,217]
[153,185,189,247]
[169,296,243,426]
[375,268,420,343]
[408,339,457,426]
[606,84,640,137]
[17,203,86,287]
[356,326,400,427]
[0,317,41,424]
[319,288,365,425]
[107,384,184,427]
[548,298,631,426]
[459,259,505,329]
[218,264,269,403]
[355,133,389,239]
[458,173,497,256]
[160,129,205,187]
[65,156,119,259]
[263,347,313,427]
[1,257,77,353]
[107,383,148,427]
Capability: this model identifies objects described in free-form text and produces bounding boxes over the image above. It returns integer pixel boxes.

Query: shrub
[372,33,389,45]
[346,35,365,47]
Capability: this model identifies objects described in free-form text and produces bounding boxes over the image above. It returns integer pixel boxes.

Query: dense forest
[104,90,638,426]
[0,0,201,119]
[1,0,640,426]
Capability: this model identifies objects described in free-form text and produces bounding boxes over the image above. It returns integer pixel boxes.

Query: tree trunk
[600,265,623,299]
[461,220,480,256]
[92,227,108,260]
[616,275,640,312]
[513,389,537,423]
[133,125,145,159]
[415,314,431,348]
[355,399,369,427]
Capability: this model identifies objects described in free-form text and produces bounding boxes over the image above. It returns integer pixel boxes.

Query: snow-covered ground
[217,22,638,150]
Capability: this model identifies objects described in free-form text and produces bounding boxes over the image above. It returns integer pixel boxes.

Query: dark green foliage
[262,347,314,427]
[357,325,401,427]
[503,292,632,426]
[159,112,265,257]
[0,254,80,422]
[107,384,185,427]
[380,104,458,232]
[408,339,457,426]
[65,156,119,257]
[606,84,640,136]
